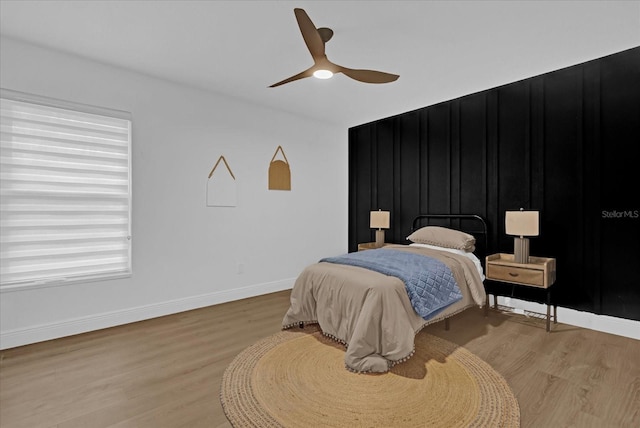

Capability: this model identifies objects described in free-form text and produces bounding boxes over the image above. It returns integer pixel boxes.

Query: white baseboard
[496,296,640,340]
[3,283,637,351]
[0,278,295,350]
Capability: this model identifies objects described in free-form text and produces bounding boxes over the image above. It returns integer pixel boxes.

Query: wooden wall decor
[348,46,640,322]
[207,155,237,207]
[268,145,291,191]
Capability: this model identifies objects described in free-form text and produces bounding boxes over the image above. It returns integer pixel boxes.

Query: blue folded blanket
[320,248,462,319]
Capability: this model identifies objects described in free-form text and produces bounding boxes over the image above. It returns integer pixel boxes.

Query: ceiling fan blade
[269,67,315,88]
[337,66,399,84]
[294,8,325,61]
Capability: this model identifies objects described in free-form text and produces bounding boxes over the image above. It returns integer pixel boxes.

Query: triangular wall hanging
[268,145,291,191]
[207,155,237,207]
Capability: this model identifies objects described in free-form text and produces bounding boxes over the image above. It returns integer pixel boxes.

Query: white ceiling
[1,1,639,128]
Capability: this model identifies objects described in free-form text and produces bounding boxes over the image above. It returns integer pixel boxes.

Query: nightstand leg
[546,289,551,332]
[546,304,551,332]
[493,294,498,310]
[554,305,557,324]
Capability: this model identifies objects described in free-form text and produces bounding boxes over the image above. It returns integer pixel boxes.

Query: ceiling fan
[269,8,400,88]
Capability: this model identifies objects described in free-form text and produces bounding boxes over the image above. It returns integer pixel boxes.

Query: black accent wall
[348,47,640,321]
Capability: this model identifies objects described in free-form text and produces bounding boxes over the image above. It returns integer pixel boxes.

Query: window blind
[0,90,132,289]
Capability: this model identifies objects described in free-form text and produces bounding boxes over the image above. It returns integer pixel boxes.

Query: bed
[282,214,488,373]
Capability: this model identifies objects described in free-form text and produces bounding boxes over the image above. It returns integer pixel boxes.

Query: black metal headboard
[411,214,489,266]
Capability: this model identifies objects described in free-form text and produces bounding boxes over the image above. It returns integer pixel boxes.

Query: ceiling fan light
[313,69,333,79]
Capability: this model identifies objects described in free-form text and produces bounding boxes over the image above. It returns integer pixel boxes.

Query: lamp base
[375,229,385,248]
[513,237,530,263]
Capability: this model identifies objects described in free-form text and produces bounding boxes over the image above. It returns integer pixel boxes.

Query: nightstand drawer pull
[508,273,519,277]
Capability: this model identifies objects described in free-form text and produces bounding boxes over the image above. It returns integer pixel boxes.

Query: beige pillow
[406,226,476,252]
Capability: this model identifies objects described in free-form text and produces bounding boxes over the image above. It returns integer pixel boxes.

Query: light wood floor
[1,290,638,428]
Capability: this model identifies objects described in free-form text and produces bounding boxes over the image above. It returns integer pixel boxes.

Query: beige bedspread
[282,244,486,373]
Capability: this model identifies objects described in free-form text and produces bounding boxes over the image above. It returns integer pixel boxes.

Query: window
[0,89,132,290]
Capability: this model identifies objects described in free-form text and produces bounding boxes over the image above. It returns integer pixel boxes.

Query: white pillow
[409,243,485,281]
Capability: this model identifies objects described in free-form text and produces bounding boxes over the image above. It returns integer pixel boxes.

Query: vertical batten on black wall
[348,47,640,322]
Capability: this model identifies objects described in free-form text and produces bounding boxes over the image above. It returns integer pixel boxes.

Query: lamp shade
[505,210,539,237]
[370,210,390,229]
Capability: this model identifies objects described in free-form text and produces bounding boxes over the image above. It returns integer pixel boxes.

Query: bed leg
[444,318,450,331]
[299,321,304,329]
[485,294,489,317]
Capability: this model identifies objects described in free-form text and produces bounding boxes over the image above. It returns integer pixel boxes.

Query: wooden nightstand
[357,242,389,251]
[485,253,557,331]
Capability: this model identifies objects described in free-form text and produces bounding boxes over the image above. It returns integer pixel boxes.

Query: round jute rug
[221,325,520,427]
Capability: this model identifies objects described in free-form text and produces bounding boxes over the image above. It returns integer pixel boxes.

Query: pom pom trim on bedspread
[281,302,477,374]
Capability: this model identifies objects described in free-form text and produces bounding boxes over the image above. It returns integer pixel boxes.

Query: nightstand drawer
[486,264,544,287]
[486,253,556,288]
[358,242,389,251]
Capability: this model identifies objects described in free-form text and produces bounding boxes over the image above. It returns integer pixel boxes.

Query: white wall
[0,37,348,349]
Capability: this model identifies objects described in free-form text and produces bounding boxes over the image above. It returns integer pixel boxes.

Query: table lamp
[370,210,390,248]
[505,209,539,263]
